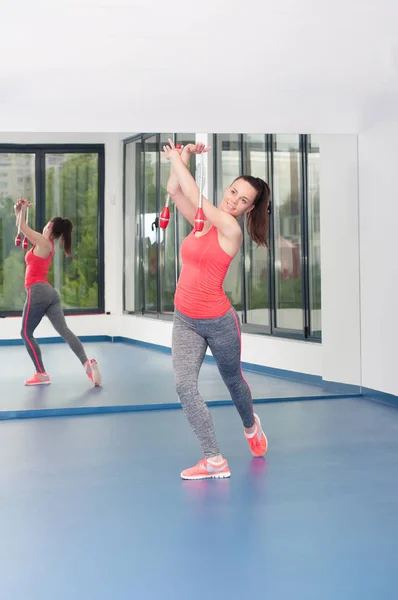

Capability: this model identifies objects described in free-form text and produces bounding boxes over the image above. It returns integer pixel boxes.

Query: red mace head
[194,207,205,232]
[159,206,170,229]
[15,233,22,247]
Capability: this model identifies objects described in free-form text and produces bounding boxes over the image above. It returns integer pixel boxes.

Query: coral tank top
[174,226,233,319]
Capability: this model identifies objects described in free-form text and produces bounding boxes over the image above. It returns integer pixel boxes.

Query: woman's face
[219,178,257,217]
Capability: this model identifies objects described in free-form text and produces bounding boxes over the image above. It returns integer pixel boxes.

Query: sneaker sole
[181,471,231,480]
[25,381,51,386]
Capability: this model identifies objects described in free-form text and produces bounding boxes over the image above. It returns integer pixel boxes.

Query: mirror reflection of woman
[15,198,101,387]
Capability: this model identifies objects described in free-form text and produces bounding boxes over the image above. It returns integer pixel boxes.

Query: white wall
[318,135,362,387]
[0,132,127,341]
[358,120,398,395]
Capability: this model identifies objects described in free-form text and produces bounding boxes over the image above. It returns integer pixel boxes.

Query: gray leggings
[172,307,255,458]
[21,282,88,373]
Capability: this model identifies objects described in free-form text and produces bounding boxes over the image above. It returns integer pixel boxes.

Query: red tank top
[174,226,233,319]
[24,242,54,289]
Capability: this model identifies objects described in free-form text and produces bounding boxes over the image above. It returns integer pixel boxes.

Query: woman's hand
[161,139,182,162]
[182,142,211,157]
[162,139,211,163]
[14,198,33,216]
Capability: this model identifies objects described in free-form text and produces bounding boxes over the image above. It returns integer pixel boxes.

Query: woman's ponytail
[50,217,73,257]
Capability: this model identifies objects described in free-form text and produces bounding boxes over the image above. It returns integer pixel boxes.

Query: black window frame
[0,143,105,317]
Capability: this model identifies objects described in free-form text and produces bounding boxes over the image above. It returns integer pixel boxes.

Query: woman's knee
[174,376,197,403]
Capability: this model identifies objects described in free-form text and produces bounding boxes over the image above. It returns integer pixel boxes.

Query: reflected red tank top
[24,243,54,289]
[174,226,233,319]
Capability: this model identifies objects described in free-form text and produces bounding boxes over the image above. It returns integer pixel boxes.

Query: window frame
[0,143,105,317]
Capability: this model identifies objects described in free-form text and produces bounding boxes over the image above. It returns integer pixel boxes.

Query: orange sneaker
[25,372,50,386]
[245,413,268,457]
[84,359,102,387]
[181,458,231,480]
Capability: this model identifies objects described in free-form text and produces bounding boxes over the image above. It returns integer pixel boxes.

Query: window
[273,135,303,333]
[125,133,196,316]
[0,145,104,315]
[215,134,242,311]
[45,152,102,310]
[0,153,36,312]
[123,133,321,341]
[243,134,270,327]
[308,135,321,336]
[159,132,176,313]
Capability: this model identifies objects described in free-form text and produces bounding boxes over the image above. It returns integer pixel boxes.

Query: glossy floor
[1,397,398,599]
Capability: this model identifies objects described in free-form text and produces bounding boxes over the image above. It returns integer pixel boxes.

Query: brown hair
[50,217,73,257]
[233,175,271,247]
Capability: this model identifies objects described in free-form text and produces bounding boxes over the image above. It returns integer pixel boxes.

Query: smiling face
[219,177,258,217]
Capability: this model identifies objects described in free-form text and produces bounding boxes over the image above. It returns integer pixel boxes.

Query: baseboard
[0,335,112,346]
[0,393,360,422]
[361,387,398,409]
[321,380,362,395]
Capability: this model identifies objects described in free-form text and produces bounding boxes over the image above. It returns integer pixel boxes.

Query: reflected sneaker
[25,372,50,386]
[181,458,231,480]
[245,413,268,457]
[84,359,102,387]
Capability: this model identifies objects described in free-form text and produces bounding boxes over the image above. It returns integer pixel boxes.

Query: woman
[162,139,270,480]
[14,198,102,387]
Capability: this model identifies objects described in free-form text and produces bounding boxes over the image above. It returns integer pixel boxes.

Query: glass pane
[0,153,36,311]
[308,135,321,336]
[273,135,303,331]
[159,132,175,313]
[45,153,100,309]
[124,141,138,312]
[142,136,158,312]
[216,134,242,311]
[175,133,196,273]
[134,140,144,314]
[243,134,269,327]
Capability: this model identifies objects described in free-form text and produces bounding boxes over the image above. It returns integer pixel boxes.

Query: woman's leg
[206,307,267,456]
[46,289,88,364]
[45,288,101,385]
[21,285,50,377]
[172,312,220,458]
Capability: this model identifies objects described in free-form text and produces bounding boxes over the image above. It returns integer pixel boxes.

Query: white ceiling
[1,0,398,132]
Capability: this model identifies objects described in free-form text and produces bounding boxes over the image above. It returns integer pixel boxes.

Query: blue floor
[1,397,398,599]
[0,341,347,420]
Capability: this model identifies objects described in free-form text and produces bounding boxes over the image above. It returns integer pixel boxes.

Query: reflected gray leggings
[21,282,88,373]
[172,307,255,458]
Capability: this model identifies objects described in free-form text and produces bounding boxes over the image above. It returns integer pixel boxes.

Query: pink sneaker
[245,413,268,457]
[181,458,231,480]
[25,372,50,386]
[84,359,102,387]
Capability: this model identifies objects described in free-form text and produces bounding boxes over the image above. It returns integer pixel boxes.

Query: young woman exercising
[162,139,270,480]
[15,198,102,387]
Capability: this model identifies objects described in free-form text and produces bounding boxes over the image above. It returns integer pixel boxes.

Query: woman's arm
[163,142,242,241]
[15,201,52,252]
[165,144,196,225]
[165,142,210,226]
